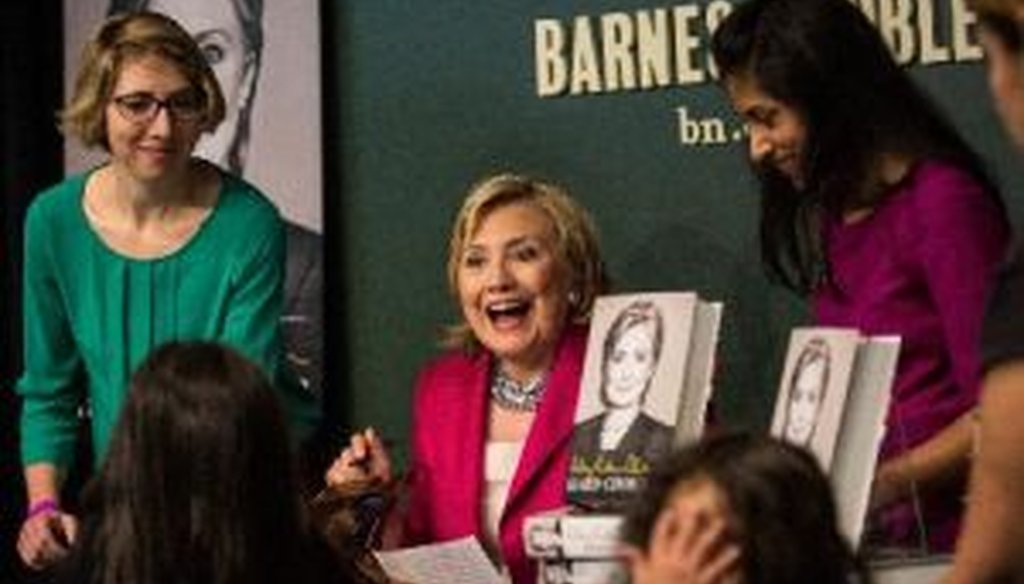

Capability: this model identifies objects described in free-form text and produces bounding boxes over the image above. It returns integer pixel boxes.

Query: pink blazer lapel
[449,352,492,533]
[407,349,494,542]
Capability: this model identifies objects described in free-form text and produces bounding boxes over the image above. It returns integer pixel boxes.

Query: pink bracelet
[26,498,59,520]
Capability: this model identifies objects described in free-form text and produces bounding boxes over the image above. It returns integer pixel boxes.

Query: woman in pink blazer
[327,173,608,583]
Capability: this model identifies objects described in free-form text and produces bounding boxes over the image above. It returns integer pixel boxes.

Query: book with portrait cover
[533,557,628,584]
[565,292,722,512]
[770,328,862,469]
[523,509,627,583]
[770,326,900,545]
[523,510,624,560]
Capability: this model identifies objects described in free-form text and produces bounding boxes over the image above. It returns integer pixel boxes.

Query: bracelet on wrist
[26,498,59,520]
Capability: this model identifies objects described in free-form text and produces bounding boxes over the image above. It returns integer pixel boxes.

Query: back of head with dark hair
[711,0,1000,294]
[65,341,320,584]
[622,433,866,584]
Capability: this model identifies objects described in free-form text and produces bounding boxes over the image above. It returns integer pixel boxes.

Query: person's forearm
[944,363,1024,584]
[875,410,973,507]
[24,463,63,506]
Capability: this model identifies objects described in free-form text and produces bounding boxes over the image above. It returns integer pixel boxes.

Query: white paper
[373,536,506,584]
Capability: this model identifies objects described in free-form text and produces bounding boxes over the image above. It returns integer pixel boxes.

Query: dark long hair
[711,0,1001,294]
[622,433,867,584]
[67,342,312,584]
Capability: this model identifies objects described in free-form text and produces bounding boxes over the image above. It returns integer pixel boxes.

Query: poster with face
[771,327,860,470]
[63,1,324,396]
[567,292,700,510]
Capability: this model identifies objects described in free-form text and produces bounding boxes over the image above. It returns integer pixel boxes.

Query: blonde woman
[15,12,316,569]
[326,173,608,584]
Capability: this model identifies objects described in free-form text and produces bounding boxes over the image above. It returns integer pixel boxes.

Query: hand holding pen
[17,498,77,570]
[325,427,394,490]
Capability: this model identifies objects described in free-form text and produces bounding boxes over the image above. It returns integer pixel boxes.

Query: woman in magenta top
[712,0,1009,552]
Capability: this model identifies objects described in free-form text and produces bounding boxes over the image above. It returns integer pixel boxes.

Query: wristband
[26,498,59,520]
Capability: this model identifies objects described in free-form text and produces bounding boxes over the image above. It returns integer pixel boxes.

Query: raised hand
[326,427,394,490]
[17,507,77,570]
[625,493,741,584]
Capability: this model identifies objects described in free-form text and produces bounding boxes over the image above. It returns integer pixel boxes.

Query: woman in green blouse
[15,11,316,569]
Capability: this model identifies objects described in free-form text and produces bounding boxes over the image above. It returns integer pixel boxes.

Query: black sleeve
[981,241,1024,373]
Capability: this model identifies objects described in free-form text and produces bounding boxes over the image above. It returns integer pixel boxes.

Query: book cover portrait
[771,328,859,469]
[567,293,698,510]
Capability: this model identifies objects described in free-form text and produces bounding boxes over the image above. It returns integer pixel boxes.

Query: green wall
[333,0,1024,465]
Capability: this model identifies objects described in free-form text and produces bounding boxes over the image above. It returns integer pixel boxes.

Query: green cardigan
[16,169,318,468]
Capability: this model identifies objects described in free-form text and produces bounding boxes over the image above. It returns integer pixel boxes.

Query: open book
[770,326,900,545]
[566,292,723,512]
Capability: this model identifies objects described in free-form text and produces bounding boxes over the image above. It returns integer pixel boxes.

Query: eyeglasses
[110,91,205,124]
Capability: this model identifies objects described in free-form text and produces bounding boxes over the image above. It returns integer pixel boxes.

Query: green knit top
[16,168,318,468]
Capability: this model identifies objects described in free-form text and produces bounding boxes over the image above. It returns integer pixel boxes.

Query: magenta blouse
[814,161,1008,552]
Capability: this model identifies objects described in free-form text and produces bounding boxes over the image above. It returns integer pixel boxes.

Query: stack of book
[526,292,724,584]
[523,510,627,584]
[522,294,903,583]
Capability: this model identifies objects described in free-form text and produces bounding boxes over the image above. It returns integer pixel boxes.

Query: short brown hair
[60,11,226,150]
[444,173,608,351]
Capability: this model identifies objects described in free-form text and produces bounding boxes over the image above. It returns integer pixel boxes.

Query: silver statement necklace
[490,367,547,412]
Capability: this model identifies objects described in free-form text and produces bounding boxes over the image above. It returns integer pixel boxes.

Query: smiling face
[726,71,809,188]
[148,0,257,171]
[105,54,205,181]
[456,201,572,381]
[784,352,827,446]
[604,321,658,409]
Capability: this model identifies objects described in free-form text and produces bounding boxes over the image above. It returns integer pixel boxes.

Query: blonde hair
[443,173,608,351]
[60,11,226,150]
